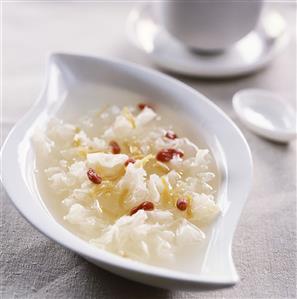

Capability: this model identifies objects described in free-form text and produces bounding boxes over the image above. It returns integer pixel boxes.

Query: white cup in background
[157,1,264,52]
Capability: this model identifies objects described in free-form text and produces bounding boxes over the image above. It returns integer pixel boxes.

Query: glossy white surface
[233,89,297,143]
[156,1,263,51]
[127,5,289,78]
[0,54,252,290]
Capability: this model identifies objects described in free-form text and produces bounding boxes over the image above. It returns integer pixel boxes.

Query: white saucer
[126,4,290,78]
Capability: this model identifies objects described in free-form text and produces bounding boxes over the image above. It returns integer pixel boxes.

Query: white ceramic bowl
[0,54,252,290]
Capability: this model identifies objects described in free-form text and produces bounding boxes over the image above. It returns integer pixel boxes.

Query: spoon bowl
[233,89,296,143]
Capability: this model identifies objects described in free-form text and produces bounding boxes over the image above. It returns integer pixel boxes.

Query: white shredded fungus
[90,210,205,264]
[34,103,220,268]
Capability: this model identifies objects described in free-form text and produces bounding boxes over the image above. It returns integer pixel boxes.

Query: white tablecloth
[2,2,296,298]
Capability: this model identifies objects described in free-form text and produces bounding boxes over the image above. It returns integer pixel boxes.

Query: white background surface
[1,2,296,298]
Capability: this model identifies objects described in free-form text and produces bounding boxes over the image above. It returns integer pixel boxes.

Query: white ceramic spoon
[233,89,297,143]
